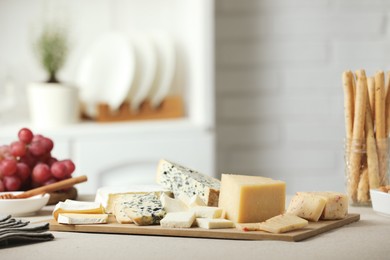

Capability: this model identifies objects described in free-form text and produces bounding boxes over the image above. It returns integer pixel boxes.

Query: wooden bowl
[47,187,78,205]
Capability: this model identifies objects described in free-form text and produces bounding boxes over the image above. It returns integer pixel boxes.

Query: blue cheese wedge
[160,212,196,228]
[195,218,234,229]
[156,159,220,206]
[95,185,172,213]
[119,193,166,226]
[57,213,108,225]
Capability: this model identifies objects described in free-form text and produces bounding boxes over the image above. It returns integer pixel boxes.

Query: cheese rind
[258,214,308,234]
[190,206,223,219]
[195,218,234,229]
[119,193,166,226]
[297,192,348,220]
[160,212,196,228]
[53,200,105,221]
[156,159,220,206]
[57,213,108,225]
[286,194,327,222]
[218,174,286,223]
[95,185,171,213]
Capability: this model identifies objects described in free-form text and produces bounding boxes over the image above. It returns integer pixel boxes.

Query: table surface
[2,199,390,260]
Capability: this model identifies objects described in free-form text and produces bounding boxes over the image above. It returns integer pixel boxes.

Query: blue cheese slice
[119,193,166,226]
[156,159,220,206]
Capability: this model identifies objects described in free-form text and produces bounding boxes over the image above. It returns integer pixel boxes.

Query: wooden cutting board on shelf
[49,213,359,242]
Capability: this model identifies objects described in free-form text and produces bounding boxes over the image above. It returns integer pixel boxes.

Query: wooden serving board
[49,213,359,242]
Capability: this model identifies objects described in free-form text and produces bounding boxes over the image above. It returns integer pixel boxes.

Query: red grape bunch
[0,128,76,192]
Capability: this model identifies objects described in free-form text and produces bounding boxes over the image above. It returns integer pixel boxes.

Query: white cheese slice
[57,213,108,225]
[95,185,172,213]
[160,193,189,213]
[53,200,104,221]
[191,206,223,219]
[195,218,234,229]
[160,212,196,228]
[178,194,207,208]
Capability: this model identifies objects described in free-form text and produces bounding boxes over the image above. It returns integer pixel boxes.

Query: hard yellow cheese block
[218,174,286,223]
[297,192,348,220]
[258,214,308,234]
[286,193,326,222]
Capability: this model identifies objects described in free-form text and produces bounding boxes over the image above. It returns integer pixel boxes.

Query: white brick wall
[215,0,390,193]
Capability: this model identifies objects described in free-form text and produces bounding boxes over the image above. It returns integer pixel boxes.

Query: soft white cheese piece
[191,206,223,219]
[195,218,234,229]
[95,185,171,213]
[160,193,189,213]
[178,194,207,208]
[57,213,108,225]
[160,212,196,228]
[53,200,104,221]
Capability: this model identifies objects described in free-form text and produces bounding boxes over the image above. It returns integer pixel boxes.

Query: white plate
[0,192,50,217]
[370,189,390,217]
[127,35,157,112]
[76,33,135,117]
[148,33,176,108]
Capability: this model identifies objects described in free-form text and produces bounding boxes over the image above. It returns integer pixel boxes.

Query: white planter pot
[27,82,80,129]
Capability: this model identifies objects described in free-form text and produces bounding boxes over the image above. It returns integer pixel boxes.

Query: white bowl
[0,192,50,217]
[370,189,390,216]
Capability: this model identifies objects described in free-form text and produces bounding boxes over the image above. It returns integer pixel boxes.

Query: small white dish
[76,32,135,117]
[0,192,50,217]
[148,33,176,108]
[370,189,390,217]
[127,35,157,112]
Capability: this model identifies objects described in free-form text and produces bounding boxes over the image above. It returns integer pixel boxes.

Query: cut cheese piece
[286,193,327,222]
[160,193,189,213]
[235,223,261,232]
[156,159,220,206]
[191,206,223,219]
[258,214,308,234]
[178,194,207,208]
[195,218,234,229]
[53,200,105,221]
[57,213,108,225]
[113,203,133,224]
[297,192,348,220]
[218,174,286,223]
[160,212,196,228]
[119,193,166,226]
[95,185,172,213]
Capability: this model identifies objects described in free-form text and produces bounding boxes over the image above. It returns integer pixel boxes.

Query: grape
[41,137,54,153]
[0,158,17,176]
[18,128,33,144]
[16,162,31,182]
[47,157,58,166]
[3,175,22,191]
[50,161,68,180]
[10,141,27,157]
[62,159,76,175]
[29,140,47,157]
[19,152,38,168]
[0,179,5,192]
[32,163,51,184]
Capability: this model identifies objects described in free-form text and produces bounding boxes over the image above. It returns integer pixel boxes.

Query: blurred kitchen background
[1,0,389,194]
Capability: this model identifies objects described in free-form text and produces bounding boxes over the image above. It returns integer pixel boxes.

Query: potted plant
[27,23,80,129]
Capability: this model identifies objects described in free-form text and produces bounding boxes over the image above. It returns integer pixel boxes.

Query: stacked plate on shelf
[76,32,176,118]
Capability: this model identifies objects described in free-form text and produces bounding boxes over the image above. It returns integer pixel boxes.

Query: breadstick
[375,71,386,138]
[342,71,354,140]
[367,76,375,119]
[386,71,390,136]
[365,87,380,189]
[357,167,370,203]
[348,70,367,203]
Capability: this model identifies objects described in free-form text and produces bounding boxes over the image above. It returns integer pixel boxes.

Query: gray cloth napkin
[0,215,54,247]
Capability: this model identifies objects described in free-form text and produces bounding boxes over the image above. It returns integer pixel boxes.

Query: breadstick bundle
[343,70,390,205]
